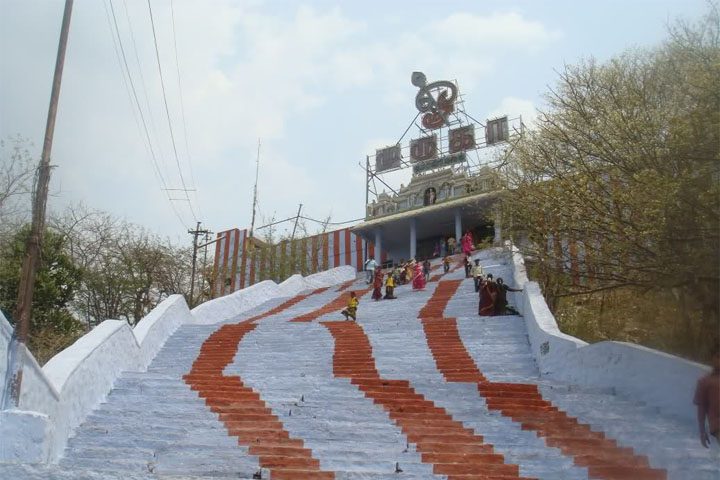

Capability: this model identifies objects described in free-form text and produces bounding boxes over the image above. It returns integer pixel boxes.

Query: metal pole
[5,0,74,409]
[365,155,370,214]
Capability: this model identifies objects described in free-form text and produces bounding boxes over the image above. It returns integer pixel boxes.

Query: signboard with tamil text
[375,145,402,172]
[486,116,509,145]
[449,125,475,153]
[412,152,466,175]
[410,135,437,162]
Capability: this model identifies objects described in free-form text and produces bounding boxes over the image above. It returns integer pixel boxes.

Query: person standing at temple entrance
[447,236,456,254]
[462,230,474,257]
[364,257,377,284]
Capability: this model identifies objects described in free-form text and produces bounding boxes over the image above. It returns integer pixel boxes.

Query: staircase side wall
[508,243,710,422]
[190,266,358,325]
[0,294,192,462]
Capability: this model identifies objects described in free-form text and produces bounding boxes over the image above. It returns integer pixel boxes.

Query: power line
[146,0,197,223]
[169,0,202,220]
[121,0,169,180]
[106,0,188,229]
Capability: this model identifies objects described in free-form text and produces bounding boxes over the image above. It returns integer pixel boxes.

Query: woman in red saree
[412,262,426,290]
[372,268,384,300]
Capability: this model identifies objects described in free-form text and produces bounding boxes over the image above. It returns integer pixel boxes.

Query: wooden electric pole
[5,0,74,409]
[290,203,303,241]
[188,222,210,307]
[249,139,261,238]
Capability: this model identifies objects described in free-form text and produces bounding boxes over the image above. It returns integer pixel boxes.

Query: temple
[211,72,523,297]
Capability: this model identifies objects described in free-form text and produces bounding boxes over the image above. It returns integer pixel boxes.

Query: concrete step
[58,252,712,479]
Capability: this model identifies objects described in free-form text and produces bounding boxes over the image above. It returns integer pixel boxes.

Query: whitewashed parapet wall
[191,266,358,325]
[0,266,357,464]
[0,294,193,463]
[507,242,710,423]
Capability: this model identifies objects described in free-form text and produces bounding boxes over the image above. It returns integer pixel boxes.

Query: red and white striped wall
[212,227,387,298]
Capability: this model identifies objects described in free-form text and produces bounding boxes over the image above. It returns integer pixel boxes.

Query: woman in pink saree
[461,231,474,257]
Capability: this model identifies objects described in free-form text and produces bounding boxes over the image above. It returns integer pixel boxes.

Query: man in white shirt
[364,258,377,284]
[471,259,484,292]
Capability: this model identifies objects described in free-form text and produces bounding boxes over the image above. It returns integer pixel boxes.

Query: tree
[0,226,83,364]
[253,214,332,284]
[502,6,719,358]
[52,204,193,326]
[0,136,34,245]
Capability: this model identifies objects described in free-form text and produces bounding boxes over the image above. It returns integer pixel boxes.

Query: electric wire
[169,0,202,220]
[146,0,198,223]
[106,0,188,229]
[122,0,169,179]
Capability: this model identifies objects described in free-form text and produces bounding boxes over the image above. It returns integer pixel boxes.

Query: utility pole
[200,231,210,303]
[5,0,74,409]
[249,139,261,238]
[188,222,210,307]
[290,203,303,241]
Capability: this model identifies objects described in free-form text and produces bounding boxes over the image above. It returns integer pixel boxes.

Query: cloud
[487,96,539,128]
[1,2,560,239]
[431,11,563,52]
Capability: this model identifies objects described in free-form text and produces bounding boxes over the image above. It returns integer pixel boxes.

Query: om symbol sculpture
[411,72,458,130]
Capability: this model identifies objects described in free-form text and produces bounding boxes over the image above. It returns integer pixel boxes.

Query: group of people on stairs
[355,252,720,454]
[365,257,432,302]
[349,254,524,322]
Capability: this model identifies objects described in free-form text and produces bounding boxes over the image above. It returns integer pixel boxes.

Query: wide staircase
[50,252,718,479]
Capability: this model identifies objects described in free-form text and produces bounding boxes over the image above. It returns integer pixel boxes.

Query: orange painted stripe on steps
[242,287,330,324]
[417,281,667,480]
[429,255,465,282]
[423,317,487,383]
[183,315,334,479]
[321,320,532,480]
[335,279,356,292]
[418,279,463,319]
[290,287,372,322]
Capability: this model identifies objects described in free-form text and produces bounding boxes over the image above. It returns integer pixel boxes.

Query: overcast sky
[0,0,708,243]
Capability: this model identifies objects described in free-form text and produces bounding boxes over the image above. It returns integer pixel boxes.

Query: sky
[0,0,710,244]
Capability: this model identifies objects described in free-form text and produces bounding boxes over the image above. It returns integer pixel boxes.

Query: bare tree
[52,204,192,325]
[0,136,35,243]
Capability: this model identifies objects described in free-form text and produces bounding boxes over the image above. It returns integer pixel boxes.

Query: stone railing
[0,266,357,463]
[506,242,710,423]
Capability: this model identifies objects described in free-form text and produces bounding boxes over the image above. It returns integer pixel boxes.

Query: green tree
[502,6,719,359]
[0,227,84,364]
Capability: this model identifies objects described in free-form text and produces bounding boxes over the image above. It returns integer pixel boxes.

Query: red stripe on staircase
[243,287,329,324]
[184,320,334,480]
[321,320,532,480]
[429,255,464,283]
[419,280,667,480]
[418,280,463,318]
[336,279,356,292]
[290,287,372,323]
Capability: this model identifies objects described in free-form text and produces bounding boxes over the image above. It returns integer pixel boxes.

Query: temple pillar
[374,229,383,265]
[494,207,502,246]
[454,210,462,244]
[409,218,417,260]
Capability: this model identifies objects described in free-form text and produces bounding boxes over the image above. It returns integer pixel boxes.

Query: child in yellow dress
[341,291,359,321]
